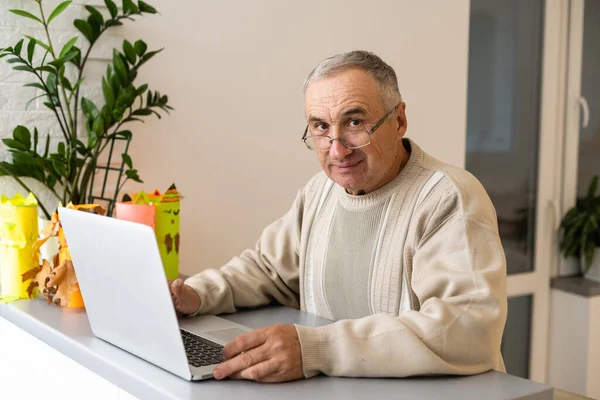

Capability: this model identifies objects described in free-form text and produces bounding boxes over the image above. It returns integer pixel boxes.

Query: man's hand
[169,279,201,316]
[213,324,304,383]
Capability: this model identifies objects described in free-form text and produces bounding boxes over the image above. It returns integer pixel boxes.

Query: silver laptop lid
[58,207,191,380]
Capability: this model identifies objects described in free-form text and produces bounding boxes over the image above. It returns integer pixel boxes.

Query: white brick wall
[0,0,123,208]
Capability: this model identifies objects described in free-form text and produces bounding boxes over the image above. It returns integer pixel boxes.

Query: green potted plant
[559,175,600,282]
[0,0,172,219]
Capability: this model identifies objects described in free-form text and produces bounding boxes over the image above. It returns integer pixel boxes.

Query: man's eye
[349,119,363,128]
[314,123,328,131]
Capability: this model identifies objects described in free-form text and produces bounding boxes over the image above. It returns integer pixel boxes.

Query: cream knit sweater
[185,139,507,378]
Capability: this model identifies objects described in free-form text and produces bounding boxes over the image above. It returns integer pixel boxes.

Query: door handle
[578,96,590,129]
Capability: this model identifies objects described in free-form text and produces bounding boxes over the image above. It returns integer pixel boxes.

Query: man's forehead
[304,70,381,119]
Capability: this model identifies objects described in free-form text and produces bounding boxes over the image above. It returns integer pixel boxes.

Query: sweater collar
[336,138,424,210]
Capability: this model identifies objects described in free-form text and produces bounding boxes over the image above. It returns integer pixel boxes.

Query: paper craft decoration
[0,193,39,303]
[115,190,155,228]
[116,184,180,280]
[24,203,106,308]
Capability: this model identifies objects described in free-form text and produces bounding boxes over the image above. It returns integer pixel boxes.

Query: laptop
[58,207,252,381]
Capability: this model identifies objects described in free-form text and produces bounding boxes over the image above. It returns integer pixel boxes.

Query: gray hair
[303,50,403,110]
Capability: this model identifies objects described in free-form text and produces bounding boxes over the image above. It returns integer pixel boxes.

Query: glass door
[562,0,600,272]
[466,0,565,382]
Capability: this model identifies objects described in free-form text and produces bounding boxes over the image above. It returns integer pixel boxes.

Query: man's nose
[328,139,353,161]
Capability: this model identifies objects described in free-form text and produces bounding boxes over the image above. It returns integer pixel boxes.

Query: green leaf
[47,1,72,25]
[124,117,144,123]
[74,19,95,43]
[134,40,147,56]
[113,50,128,84]
[10,151,36,166]
[127,68,137,83]
[92,116,105,134]
[35,65,56,74]
[47,175,57,189]
[43,134,50,157]
[46,73,57,94]
[110,74,121,98]
[115,130,132,140]
[27,39,35,63]
[3,138,29,151]
[136,83,148,95]
[58,142,66,156]
[105,0,118,18]
[52,160,67,177]
[13,126,31,149]
[13,65,35,72]
[74,139,88,155]
[59,37,78,58]
[125,169,143,183]
[102,77,114,109]
[132,109,152,116]
[138,48,162,67]
[60,76,73,91]
[87,15,102,36]
[122,0,139,14]
[7,58,25,64]
[24,36,50,51]
[71,77,85,93]
[25,94,45,110]
[87,128,98,148]
[85,6,105,26]
[81,97,100,120]
[56,48,79,65]
[122,40,136,64]
[9,10,43,24]
[122,153,132,168]
[104,19,123,28]
[33,128,39,153]
[69,46,82,66]
[14,39,24,56]
[138,1,157,14]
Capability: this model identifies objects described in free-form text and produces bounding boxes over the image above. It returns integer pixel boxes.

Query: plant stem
[72,12,139,146]
[116,177,130,197]
[0,164,51,219]
[37,2,72,140]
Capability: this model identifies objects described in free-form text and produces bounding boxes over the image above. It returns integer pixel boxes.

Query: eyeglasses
[301,105,399,152]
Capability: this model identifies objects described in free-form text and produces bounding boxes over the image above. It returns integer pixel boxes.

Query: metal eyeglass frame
[301,104,399,152]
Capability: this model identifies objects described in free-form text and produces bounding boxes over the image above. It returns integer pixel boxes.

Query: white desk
[0,299,554,400]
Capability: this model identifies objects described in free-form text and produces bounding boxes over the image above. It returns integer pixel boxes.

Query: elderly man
[170,50,507,383]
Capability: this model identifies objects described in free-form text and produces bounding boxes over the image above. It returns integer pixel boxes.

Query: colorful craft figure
[115,184,180,280]
[25,203,105,307]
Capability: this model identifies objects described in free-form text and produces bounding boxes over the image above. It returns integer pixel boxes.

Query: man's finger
[171,280,186,300]
[222,330,267,360]
[229,359,279,382]
[213,347,268,380]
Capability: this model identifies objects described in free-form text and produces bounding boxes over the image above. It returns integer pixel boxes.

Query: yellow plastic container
[0,193,39,302]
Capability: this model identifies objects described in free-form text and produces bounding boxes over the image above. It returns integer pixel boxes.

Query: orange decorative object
[26,203,105,308]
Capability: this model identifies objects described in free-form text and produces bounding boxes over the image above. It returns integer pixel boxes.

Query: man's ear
[395,102,407,139]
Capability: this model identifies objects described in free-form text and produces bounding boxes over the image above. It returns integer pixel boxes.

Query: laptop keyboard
[180,329,224,368]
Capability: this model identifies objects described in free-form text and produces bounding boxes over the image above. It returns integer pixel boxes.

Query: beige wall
[120,0,471,276]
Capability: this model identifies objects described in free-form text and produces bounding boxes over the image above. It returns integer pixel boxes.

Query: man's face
[304,69,407,195]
